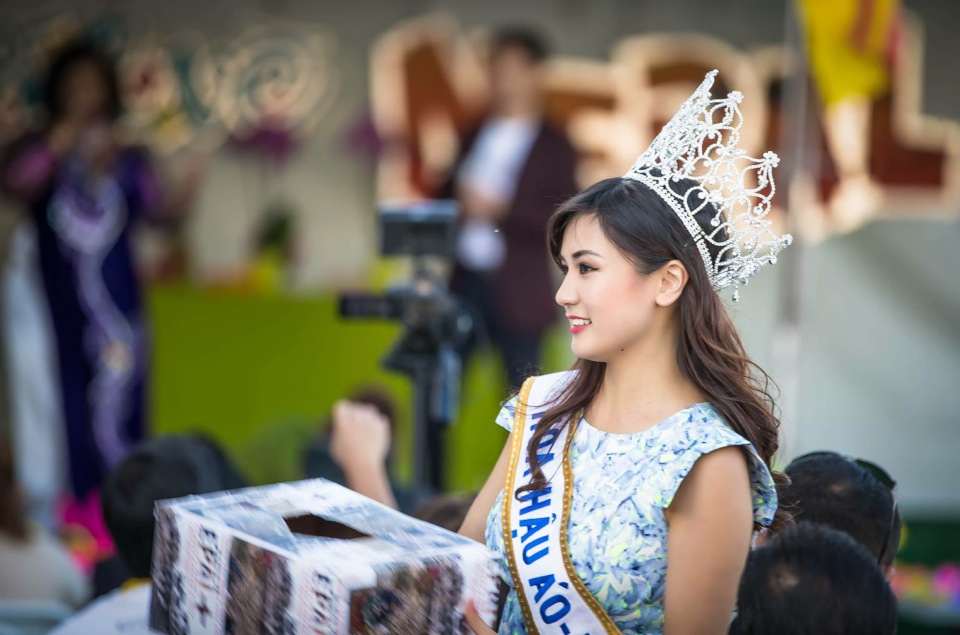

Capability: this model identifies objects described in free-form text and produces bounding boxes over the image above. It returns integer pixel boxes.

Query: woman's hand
[464,600,496,634]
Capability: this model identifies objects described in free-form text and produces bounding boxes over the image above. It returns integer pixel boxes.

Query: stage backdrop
[1,0,957,516]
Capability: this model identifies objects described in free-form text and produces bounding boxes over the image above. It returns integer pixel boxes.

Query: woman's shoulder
[651,404,764,492]
[677,402,754,448]
[662,403,778,525]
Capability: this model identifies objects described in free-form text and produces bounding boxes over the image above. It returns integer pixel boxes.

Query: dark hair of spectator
[42,39,122,124]
[783,452,900,568]
[0,440,29,541]
[413,493,477,532]
[730,524,897,635]
[101,436,231,578]
[490,27,549,64]
[192,434,249,491]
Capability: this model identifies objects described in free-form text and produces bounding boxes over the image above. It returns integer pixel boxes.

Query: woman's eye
[578,263,595,274]
[558,265,569,275]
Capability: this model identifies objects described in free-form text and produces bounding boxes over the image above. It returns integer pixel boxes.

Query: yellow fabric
[249,249,284,294]
[796,0,897,105]
[120,577,149,591]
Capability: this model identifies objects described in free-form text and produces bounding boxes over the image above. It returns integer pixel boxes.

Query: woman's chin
[571,342,606,364]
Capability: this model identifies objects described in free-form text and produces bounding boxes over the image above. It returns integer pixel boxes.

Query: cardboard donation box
[148,479,500,634]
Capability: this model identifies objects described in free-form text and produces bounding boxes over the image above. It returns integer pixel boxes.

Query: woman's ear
[655,260,689,307]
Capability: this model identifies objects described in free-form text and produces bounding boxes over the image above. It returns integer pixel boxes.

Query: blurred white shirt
[49,582,151,635]
[0,523,89,608]
[455,117,538,272]
[2,219,66,529]
[458,117,538,204]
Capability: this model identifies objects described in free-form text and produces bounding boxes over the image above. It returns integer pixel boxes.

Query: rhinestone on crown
[623,70,792,301]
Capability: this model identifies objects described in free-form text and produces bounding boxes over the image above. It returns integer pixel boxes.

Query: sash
[502,374,621,635]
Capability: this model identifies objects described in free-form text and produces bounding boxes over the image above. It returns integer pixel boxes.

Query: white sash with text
[503,373,620,635]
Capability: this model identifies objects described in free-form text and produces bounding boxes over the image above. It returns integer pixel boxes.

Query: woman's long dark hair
[518,176,791,531]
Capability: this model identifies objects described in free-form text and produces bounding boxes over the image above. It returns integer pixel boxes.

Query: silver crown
[623,70,792,301]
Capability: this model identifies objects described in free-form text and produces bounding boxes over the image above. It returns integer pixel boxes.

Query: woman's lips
[568,316,591,334]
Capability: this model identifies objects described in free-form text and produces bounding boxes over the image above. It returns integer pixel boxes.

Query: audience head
[0,440,28,541]
[43,39,121,125]
[730,524,897,635]
[782,451,900,575]
[101,435,234,578]
[413,493,477,532]
[192,434,249,491]
[487,27,548,115]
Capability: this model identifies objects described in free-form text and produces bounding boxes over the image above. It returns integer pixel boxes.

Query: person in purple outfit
[1,39,202,503]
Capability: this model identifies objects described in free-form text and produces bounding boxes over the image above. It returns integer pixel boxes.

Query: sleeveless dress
[485,372,778,634]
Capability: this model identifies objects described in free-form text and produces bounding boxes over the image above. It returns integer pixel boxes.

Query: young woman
[460,72,793,635]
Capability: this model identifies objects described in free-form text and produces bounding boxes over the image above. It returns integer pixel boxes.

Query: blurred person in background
[780,451,901,580]
[441,27,578,390]
[321,399,398,509]
[795,0,900,232]
[238,385,413,510]
[0,439,89,608]
[91,433,246,598]
[51,435,233,635]
[0,189,65,531]
[729,523,897,635]
[304,387,419,511]
[412,491,477,532]
[0,39,205,522]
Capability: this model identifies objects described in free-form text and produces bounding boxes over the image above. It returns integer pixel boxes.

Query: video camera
[338,200,471,492]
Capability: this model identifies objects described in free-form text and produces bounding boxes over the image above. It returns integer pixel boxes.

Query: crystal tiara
[623,70,792,300]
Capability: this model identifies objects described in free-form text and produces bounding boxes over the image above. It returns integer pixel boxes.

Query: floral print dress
[485,383,777,634]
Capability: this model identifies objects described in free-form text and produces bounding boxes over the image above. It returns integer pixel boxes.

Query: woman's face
[488,46,540,111]
[60,59,109,123]
[555,214,663,362]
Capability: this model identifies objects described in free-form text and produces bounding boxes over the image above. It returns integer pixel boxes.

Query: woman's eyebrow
[571,249,602,259]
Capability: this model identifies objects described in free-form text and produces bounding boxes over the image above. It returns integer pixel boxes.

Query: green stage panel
[147,285,570,492]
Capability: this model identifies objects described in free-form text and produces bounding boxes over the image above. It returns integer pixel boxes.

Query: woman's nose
[555,274,576,307]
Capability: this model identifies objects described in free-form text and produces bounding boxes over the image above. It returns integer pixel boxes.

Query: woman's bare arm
[663,446,754,635]
[459,435,512,543]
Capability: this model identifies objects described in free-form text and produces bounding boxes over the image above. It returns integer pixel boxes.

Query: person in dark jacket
[442,27,578,390]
